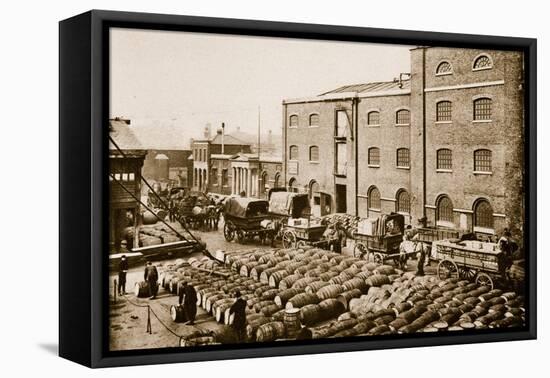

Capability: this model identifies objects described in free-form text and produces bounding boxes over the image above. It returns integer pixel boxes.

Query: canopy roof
[224,197,269,218]
[268,191,310,217]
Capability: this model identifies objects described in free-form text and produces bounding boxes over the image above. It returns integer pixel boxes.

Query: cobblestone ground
[109,217,435,351]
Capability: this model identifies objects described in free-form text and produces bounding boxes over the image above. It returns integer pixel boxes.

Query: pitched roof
[109,119,144,152]
[320,79,411,95]
[210,133,249,146]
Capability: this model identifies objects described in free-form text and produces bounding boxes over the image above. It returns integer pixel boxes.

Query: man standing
[118,255,128,295]
[144,261,159,299]
[179,281,197,325]
[229,290,247,343]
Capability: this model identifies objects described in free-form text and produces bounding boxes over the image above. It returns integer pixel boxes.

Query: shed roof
[320,79,411,95]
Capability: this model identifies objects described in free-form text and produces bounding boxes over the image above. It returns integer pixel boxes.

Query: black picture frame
[59,9,537,368]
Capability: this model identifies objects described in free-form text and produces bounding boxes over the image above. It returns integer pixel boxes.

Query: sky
[110,28,412,141]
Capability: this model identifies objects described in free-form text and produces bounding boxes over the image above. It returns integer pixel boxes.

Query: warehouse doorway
[335,184,347,213]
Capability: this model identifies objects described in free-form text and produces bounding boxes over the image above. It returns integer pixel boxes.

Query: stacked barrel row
[321,213,360,238]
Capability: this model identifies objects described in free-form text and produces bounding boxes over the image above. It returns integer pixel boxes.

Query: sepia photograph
[107,26,527,352]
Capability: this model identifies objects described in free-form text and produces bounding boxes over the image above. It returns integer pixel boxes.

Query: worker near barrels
[144,261,159,300]
[229,290,247,342]
[179,281,197,325]
[118,255,128,295]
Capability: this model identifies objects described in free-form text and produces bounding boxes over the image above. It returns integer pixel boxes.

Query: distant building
[109,118,146,253]
[282,47,524,239]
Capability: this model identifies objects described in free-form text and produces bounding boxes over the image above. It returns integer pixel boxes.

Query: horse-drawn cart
[223,197,272,244]
[432,239,507,290]
[352,213,405,264]
[281,222,327,249]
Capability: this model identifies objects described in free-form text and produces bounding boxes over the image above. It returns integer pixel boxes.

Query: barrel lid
[285,308,301,314]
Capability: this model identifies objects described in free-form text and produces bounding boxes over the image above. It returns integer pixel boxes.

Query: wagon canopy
[224,197,269,218]
[268,191,310,218]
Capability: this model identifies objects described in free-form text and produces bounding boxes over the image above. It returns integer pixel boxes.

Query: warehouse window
[436,101,452,122]
[368,186,381,211]
[289,145,299,160]
[474,149,492,172]
[474,98,492,121]
[396,189,410,214]
[396,148,410,168]
[437,195,454,224]
[436,61,453,75]
[437,149,452,170]
[289,115,298,128]
[335,142,347,175]
[367,111,380,126]
[309,145,319,162]
[336,110,348,137]
[473,55,493,70]
[222,169,228,187]
[474,199,494,229]
[211,168,218,186]
[396,109,410,125]
[261,171,268,193]
[368,147,380,166]
[274,172,280,188]
[309,113,319,127]
[288,177,297,192]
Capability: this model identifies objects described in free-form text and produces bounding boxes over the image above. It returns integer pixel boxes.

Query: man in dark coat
[179,281,197,325]
[229,290,247,343]
[118,255,129,295]
[144,261,159,299]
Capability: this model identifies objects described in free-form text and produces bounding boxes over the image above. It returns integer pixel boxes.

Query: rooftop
[109,119,144,153]
[320,79,411,96]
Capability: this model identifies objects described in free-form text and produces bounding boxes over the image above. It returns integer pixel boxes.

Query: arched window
[474,98,492,120]
[437,195,454,224]
[396,148,410,168]
[396,190,410,214]
[396,109,410,125]
[289,145,299,160]
[368,147,380,166]
[436,61,453,75]
[368,186,381,211]
[309,113,319,127]
[274,172,280,188]
[261,171,268,193]
[474,149,492,172]
[436,101,452,122]
[288,177,297,192]
[367,111,380,126]
[289,115,298,128]
[437,149,452,170]
[309,146,319,162]
[473,55,493,70]
[474,199,494,229]
[309,180,319,199]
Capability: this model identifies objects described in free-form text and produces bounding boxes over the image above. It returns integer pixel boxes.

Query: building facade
[282,47,524,239]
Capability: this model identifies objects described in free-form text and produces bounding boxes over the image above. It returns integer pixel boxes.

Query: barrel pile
[321,213,360,238]
[157,247,525,344]
[125,223,182,247]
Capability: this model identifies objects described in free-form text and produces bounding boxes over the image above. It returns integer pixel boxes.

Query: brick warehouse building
[282,47,524,239]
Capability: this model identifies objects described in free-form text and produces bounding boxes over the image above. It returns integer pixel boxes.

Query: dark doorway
[335,184,347,213]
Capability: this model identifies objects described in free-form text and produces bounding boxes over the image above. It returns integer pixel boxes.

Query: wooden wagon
[280,222,327,249]
[223,197,272,244]
[352,213,405,264]
[432,239,507,290]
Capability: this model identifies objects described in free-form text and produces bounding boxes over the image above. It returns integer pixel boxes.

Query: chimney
[221,123,225,154]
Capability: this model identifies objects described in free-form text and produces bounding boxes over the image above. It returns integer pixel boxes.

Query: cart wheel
[459,267,476,281]
[475,272,494,290]
[223,222,235,242]
[237,230,246,244]
[296,240,307,248]
[282,230,297,249]
[437,260,459,280]
[354,243,368,259]
[373,253,383,265]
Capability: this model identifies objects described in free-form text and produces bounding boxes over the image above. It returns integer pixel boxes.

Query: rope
[109,135,204,248]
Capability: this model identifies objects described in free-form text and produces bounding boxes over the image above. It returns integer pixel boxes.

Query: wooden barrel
[260,267,281,284]
[353,319,376,335]
[368,324,391,335]
[366,275,391,287]
[254,285,273,297]
[299,304,323,326]
[292,277,319,290]
[215,300,236,323]
[336,289,362,310]
[272,309,286,322]
[211,298,233,318]
[269,270,289,288]
[260,288,279,301]
[286,293,321,309]
[330,318,358,334]
[342,278,368,293]
[284,308,302,338]
[318,271,339,281]
[254,300,275,313]
[432,321,449,331]
[305,281,329,294]
[134,281,149,298]
[239,262,257,277]
[318,298,346,321]
[317,284,345,301]
[274,288,304,307]
[284,261,306,275]
[246,316,270,342]
[205,293,227,313]
[250,264,269,280]
[279,274,302,290]
[261,303,283,318]
[256,321,286,342]
[170,305,187,323]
